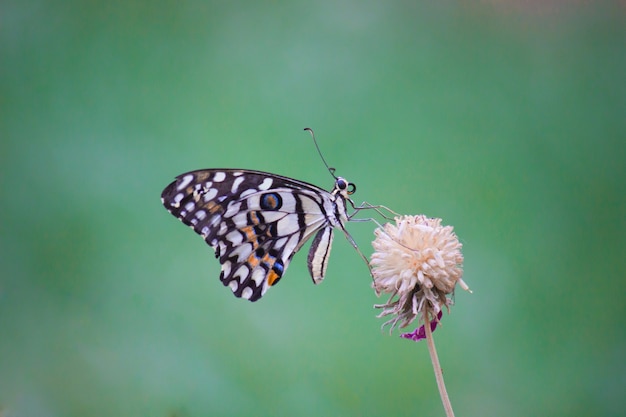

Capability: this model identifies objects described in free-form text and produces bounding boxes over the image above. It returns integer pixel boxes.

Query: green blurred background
[1,1,624,416]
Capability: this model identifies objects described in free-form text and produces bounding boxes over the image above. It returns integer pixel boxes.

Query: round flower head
[371,215,469,338]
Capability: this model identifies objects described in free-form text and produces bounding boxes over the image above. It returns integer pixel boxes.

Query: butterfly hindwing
[161,169,347,301]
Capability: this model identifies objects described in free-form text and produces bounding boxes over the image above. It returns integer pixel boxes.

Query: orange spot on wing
[249,211,260,224]
[206,201,222,214]
[241,226,258,246]
[264,253,282,286]
[247,252,261,268]
[267,269,280,286]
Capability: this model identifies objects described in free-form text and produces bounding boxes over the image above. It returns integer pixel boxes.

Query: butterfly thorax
[331,177,355,221]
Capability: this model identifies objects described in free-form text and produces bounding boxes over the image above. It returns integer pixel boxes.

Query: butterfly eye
[336,177,356,195]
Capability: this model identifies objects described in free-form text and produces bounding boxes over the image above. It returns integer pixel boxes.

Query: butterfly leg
[344,201,398,232]
[337,222,374,280]
[348,201,400,221]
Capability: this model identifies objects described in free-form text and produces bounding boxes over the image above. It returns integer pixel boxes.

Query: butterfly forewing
[161,169,348,301]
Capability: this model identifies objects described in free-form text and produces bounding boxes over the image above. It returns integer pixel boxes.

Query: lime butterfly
[161,168,360,301]
[160,126,394,301]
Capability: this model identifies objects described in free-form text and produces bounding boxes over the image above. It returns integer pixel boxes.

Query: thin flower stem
[424,310,455,417]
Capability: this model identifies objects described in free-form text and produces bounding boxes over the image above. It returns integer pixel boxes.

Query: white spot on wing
[177,174,194,191]
[222,261,232,279]
[195,210,207,221]
[231,244,253,262]
[284,234,300,256]
[258,178,273,190]
[224,201,242,218]
[231,212,249,228]
[213,172,226,182]
[239,188,257,198]
[173,193,184,207]
[228,280,238,292]
[241,287,253,300]
[233,264,249,282]
[226,230,243,245]
[276,215,300,235]
[184,201,195,212]
[203,188,218,202]
[218,241,227,257]
[278,193,297,212]
[231,176,245,194]
[251,267,266,286]
[274,237,288,249]
[299,194,324,215]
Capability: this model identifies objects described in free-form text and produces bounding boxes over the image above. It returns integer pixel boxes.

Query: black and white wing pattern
[161,169,355,301]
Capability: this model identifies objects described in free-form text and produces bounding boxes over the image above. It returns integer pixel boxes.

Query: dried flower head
[370,215,469,339]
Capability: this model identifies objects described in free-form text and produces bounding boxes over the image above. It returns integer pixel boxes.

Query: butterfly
[161,168,365,301]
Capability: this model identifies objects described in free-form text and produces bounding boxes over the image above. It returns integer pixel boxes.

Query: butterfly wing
[161,169,342,301]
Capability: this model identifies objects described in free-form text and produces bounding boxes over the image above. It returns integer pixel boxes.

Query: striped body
[161,169,352,301]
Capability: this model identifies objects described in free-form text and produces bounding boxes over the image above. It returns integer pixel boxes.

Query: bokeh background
[1,1,624,416]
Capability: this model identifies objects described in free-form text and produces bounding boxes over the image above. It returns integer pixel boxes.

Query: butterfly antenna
[304,127,337,179]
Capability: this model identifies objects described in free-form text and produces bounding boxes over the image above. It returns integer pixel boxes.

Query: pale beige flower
[371,215,469,335]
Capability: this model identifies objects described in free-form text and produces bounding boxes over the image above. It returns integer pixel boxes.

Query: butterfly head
[333,176,357,198]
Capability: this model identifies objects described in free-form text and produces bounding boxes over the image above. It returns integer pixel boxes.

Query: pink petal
[400,311,443,342]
